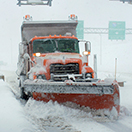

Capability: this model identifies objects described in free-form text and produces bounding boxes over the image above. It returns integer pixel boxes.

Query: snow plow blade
[23,79,120,116]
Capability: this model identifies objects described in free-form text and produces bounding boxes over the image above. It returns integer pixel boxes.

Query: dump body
[21,20,78,42]
[17,16,120,118]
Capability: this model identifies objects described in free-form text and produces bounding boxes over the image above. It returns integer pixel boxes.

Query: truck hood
[30,52,88,80]
[34,52,83,67]
[39,52,82,60]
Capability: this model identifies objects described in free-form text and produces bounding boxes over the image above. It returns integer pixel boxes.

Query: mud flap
[20,87,30,100]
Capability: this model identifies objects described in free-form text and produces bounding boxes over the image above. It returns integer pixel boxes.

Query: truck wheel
[20,87,29,100]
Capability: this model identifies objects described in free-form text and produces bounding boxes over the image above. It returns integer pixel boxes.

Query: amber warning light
[69,14,77,20]
[83,51,90,56]
[33,53,41,57]
[24,15,32,21]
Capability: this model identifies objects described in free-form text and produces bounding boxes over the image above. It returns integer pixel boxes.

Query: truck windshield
[33,39,79,53]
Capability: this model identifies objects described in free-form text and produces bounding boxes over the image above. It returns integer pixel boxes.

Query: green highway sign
[109,21,125,40]
[76,20,84,39]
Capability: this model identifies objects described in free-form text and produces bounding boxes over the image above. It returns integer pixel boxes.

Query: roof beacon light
[24,15,32,21]
[69,14,77,21]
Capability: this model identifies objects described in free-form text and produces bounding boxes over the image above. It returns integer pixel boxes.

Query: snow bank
[0,80,34,132]
[25,99,118,132]
[25,99,80,132]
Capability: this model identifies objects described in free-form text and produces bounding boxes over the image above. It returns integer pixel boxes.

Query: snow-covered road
[0,80,34,132]
[0,70,132,132]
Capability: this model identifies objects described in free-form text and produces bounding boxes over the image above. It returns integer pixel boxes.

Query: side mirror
[85,41,91,52]
[83,41,91,56]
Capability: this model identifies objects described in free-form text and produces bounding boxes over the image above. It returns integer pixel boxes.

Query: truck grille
[50,63,79,75]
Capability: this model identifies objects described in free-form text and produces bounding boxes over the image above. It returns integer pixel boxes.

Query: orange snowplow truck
[17,15,120,119]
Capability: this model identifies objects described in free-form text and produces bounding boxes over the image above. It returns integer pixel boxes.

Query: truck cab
[27,34,94,81]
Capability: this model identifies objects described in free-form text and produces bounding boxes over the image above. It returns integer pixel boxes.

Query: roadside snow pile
[120,106,131,116]
[0,80,34,132]
[62,102,118,120]
[25,98,84,132]
[24,98,121,132]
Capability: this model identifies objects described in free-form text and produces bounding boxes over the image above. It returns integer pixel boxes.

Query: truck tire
[20,87,29,100]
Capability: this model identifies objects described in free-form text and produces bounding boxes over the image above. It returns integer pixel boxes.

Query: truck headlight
[85,73,92,78]
[37,74,46,80]
[83,51,91,56]
[33,52,41,57]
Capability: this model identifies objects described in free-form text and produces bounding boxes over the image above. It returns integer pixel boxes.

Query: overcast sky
[0,0,132,73]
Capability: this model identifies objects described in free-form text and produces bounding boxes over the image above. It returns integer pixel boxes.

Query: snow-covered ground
[0,0,131,131]
[0,70,132,132]
[0,79,34,132]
